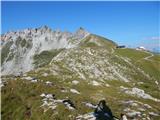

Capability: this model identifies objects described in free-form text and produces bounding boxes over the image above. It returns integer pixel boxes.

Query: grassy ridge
[1,35,160,120]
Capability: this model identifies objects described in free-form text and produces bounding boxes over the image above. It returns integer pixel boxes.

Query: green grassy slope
[1,35,160,120]
[1,71,160,120]
[115,48,160,80]
[33,49,64,68]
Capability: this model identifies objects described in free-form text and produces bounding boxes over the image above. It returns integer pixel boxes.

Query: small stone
[63,99,76,110]
[43,73,48,77]
[126,111,141,118]
[70,89,80,94]
[45,81,52,86]
[46,94,54,99]
[92,81,100,86]
[40,93,46,97]
[149,112,159,116]
[24,76,33,80]
[72,80,79,85]
[82,102,97,108]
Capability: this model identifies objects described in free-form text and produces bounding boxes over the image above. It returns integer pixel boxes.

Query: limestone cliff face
[1,26,89,75]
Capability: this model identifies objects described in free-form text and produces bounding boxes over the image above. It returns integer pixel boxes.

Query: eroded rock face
[1,26,90,75]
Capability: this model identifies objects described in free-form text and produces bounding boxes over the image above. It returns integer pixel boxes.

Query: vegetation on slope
[1,70,160,120]
[33,49,64,68]
[79,34,117,51]
[1,34,160,120]
[115,48,160,80]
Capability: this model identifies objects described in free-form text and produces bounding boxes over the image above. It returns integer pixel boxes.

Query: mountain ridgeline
[1,26,90,75]
[1,26,160,120]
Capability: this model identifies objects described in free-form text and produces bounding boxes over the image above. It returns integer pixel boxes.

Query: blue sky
[1,1,160,51]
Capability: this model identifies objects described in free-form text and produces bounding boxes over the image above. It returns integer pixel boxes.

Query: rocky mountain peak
[1,26,91,75]
[75,27,90,39]
[38,25,52,33]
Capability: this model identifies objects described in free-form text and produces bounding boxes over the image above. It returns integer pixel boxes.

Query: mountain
[1,26,89,75]
[1,26,160,120]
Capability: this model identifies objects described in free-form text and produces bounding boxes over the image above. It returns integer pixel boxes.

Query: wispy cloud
[142,43,160,47]
[137,36,160,52]
[145,36,160,41]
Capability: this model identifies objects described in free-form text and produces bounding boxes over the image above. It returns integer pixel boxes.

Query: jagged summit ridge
[1,26,89,44]
[1,26,90,75]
